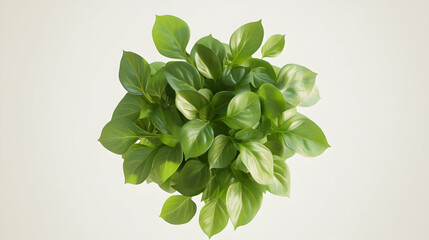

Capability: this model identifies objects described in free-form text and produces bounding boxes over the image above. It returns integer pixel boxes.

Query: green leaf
[208,135,237,169]
[112,93,150,121]
[171,160,211,196]
[151,105,183,136]
[175,90,214,120]
[202,174,219,201]
[229,20,264,64]
[149,61,165,75]
[238,141,274,185]
[264,139,294,159]
[180,119,214,159]
[164,61,203,91]
[261,34,285,58]
[145,67,167,102]
[299,85,320,107]
[221,66,252,89]
[194,44,222,80]
[199,198,229,238]
[150,145,183,183]
[275,64,317,108]
[119,51,151,96]
[226,181,263,229]
[267,160,290,197]
[160,195,196,224]
[191,35,226,64]
[277,113,329,157]
[211,91,234,116]
[159,133,179,147]
[152,15,190,59]
[198,88,213,101]
[258,83,286,119]
[221,92,261,130]
[123,147,157,184]
[243,58,276,88]
[99,118,151,154]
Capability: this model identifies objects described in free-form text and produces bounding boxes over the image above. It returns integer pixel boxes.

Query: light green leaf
[275,64,317,108]
[191,34,226,64]
[151,145,183,183]
[243,58,276,88]
[198,88,213,101]
[229,20,264,64]
[159,133,179,147]
[222,92,261,130]
[119,51,151,96]
[299,85,320,107]
[160,195,196,224]
[180,119,214,159]
[194,44,222,80]
[211,91,234,116]
[164,61,203,91]
[112,93,151,121]
[145,67,167,102]
[261,34,285,58]
[267,160,290,197]
[258,83,286,119]
[152,15,190,59]
[199,198,229,238]
[175,90,214,120]
[238,141,274,185]
[208,135,237,169]
[171,160,211,196]
[123,147,157,184]
[149,61,165,75]
[226,181,263,229]
[221,66,252,89]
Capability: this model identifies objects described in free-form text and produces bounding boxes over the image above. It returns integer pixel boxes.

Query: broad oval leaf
[194,44,222,80]
[267,160,290,197]
[211,91,234,116]
[199,198,229,238]
[164,61,203,91]
[180,119,214,159]
[160,195,196,224]
[191,34,226,64]
[221,66,252,89]
[261,34,285,58]
[226,181,263,229]
[299,85,320,107]
[175,90,214,120]
[243,58,276,88]
[238,141,274,185]
[123,147,157,184]
[145,67,167,102]
[222,92,261,130]
[229,20,264,64]
[150,145,183,183]
[152,15,190,59]
[150,105,183,136]
[119,51,151,95]
[258,83,286,119]
[149,61,165,74]
[171,160,211,196]
[112,93,150,121]
[208,135,237,168]
[275,64,317,108]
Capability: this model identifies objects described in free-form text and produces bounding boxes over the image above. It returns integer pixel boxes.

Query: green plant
[99,15,329,238]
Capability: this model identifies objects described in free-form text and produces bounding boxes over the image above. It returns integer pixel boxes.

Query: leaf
[194,44,222,80]
[258,83,286,119]
[180,119,214,159]
[160,195,196,224]
[175,90,214,120]
[152,15,190,59]
[264,139,294,159]
[211,91,234,116]
[201,174,219,201]
[238,141,274,185]
[99,118,151,154]
[275,64,317,108]
[119,51,151,96]
[277,113,330,157]
[226,181,263,229]
[229,20,264,64]
[150,145,183,183]
[150,105,183,136]
[145,67,167,102]
[261,34,285,58]
[243,58,276,88]
[221,66,252,89]
[149,61,165,75]
[159,133,179,147]
[267,160,290,197]
[221,92,261,130]
[171,160,211,196]
[199,198,229,238]
[208,135,237,168]
[299,85,320,107]
[111,93,150,121]
[198,88,213,101]
[191,35,226,64]
[123,147,157,184]
[164,61,203,91]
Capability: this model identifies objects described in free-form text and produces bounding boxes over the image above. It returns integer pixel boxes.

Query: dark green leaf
[211,91,234,116]
[208,135,237,169]
[119,51,151,96]
[194,44,222,80]
[243,58,276,87]
[112,93,150,121]
[229,20,264,64]
[258,83,286,119]
[160,195,196,224]
[180,119,214,159]
[199,198,229,238]
[152,15,190,59]
[123,147,157,184]
[221,92,261,129]
[150,145,183,183]
[171,160,210,196]
[151,105,183,136]
[221,66,252,89]
[164,61,203,91]
[261,34,285,58]
[145,67,167,102]
[175,90,214,120]
[198,88,213,101]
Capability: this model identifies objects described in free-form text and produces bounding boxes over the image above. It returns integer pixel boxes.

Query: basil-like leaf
[258,83,286,119]
[112,94,150,121]
[119,51,151,96]
[208,135,237,169]
[194,44,222,80]
[266,160,290,197]
[229,20,264,64]
[171,160,210,196]
[152,15,190,59]
[175,90,214,120]
[150,145,183,183]
[199,198,229,238]
[261,34,285,58]
[123,147,157,184]
[164,61,204,91]
[238,141,274,185]
[180,119,214,159]
[222,92,261,129]
[160,195,196,224]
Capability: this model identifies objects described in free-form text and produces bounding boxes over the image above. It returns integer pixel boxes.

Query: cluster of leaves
[99,15,329,238]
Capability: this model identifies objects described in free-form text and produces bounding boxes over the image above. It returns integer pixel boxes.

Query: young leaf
[258,83,286,119]
[208,135,237,169]
[119,51,151,96]
[266,160,290,197]
[238,141,274,185]
[226,181,263,229]
[180,119,214,159]
[160,195,197,224]
[194,44,222,80]
[171,160,211,196]
[149,61,165,74]
[229,20,264,64]
[221,92,261,130]
[199,198,229,238]
[150,145,183,183]
[261,34,285,58]
[112,94,150,121]
[123,147,157,184]
[164,61,203,91]
[152,15,190,59]
[175,90,214,120]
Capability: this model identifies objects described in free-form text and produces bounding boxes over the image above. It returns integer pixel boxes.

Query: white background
[1,0,428,239]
